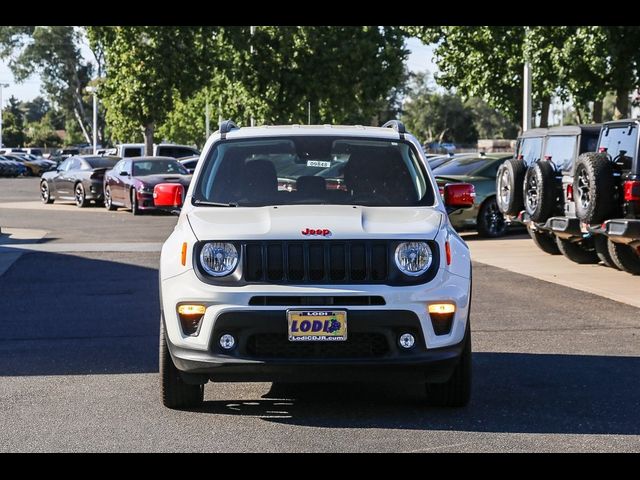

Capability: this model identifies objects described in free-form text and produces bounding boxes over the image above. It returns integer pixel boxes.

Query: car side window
[68,158,81,171]
[544,136,576,172]
[599,125,637,171]
[112,160,123,173]
[58,158,71,171]
[519,137,543,167]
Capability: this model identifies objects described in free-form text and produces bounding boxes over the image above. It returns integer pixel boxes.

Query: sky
[0,36,437,106]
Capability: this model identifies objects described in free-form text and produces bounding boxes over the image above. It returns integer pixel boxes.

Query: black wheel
[556,236,599,264]
[573,152,616,224]
[104,186,116,211]
[524,161,556,223]
[496,158,527,215]
[527,224,560,255]
[160,320,204,409]
[607,240,640,275]
[594,235,618,269]
[425,326,471,407]
[477,197,507,238]
[74,182,88,208]
[40,181,54,204]
[131,189,142,215]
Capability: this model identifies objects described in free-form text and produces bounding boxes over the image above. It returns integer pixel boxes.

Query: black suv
[553,119,640,274]
[497,126,602,262]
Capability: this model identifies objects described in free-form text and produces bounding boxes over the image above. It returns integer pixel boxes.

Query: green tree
[87,26,220,154]
[401,72,478,145]
[465,97,519,140]
[1,95,25,146]
[20,96,50,123]
[0,26,95,143]
[25,111,62,148]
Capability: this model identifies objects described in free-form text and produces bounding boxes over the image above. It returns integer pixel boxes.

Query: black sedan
[40,156,121,207]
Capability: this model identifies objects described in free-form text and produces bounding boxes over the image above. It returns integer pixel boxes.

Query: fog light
[219,334,236,350]
[428,303,456,336]
[177,304,206,336]
[399,333,415,349]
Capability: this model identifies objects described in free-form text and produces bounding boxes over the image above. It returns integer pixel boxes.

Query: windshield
[433,156,494,176]
[193,136,434,207]
[132,159,188,176]
[86,157,120,169]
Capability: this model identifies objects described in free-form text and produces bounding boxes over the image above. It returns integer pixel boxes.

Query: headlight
[200,242,239,276]
[138,185,154,194]
[394,241,432,276]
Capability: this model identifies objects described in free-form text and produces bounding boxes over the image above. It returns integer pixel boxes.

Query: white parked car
[155,121,475,409]
[115,143,199,159]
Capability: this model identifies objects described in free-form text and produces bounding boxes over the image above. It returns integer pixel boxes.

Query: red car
[103,156,192,215]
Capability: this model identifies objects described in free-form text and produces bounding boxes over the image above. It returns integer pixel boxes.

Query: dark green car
[434,153,513,237]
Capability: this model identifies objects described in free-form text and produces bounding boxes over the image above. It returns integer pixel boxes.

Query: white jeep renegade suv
[155,120,475,409]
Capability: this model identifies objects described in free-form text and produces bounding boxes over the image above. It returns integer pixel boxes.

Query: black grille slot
[350,243,367,280]
[329,244,346,280]
[371,243,388,280]
[245,244,263,281]
[287,244,304,281]
[267,244,284,281]
[308,244,325,281]
[247,333,389,358]
[248,296,386,306]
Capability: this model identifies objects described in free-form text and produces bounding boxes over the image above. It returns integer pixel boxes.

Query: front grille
[246,333,389,359]
[244,240,389,284]
[248,296,385,306]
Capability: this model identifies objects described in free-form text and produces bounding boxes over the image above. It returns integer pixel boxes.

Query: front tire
[477,197,507,238]
[594,235,618,269]
[104,186,116,211]
[131,189,142,215]
[425,326,471,407]
[556,237,599,264]
[607,240,640,275]
[160,320,204,409]
[40,181,54,204]
[74,182,88,208]
[528,224,560,255]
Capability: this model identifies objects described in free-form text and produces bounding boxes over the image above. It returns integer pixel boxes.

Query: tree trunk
[614,89,629,120]
[592,99,603,123]
[143,123,154,156]
[575,105,583,125]
[539,97,550,128]
[73,107,92,144]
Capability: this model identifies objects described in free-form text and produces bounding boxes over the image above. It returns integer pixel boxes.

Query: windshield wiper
[193,199,238,207]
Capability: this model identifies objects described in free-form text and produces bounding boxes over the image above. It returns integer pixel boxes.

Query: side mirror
[444,183,475,209]
[153,183,184,213]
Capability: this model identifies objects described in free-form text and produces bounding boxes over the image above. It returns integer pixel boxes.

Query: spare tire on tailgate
[523,160,556,222]
[573,152,616,224]
[496,158,526,215]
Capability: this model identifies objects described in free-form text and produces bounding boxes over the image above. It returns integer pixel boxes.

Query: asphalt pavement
[0,177,638,452]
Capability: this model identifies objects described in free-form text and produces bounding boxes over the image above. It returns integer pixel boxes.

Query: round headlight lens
[394,241,432,276]
[200,242,238,277]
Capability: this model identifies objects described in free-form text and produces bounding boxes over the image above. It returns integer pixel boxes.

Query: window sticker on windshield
[306,160,331,168]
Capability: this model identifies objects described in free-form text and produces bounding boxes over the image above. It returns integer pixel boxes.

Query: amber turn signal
[177,304,206,316]
[428,303,456,314]
[181,242,188,266]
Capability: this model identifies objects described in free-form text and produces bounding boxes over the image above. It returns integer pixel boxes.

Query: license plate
[287,310,347,342]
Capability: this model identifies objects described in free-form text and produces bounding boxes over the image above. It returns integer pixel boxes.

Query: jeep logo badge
[301,228,331,236]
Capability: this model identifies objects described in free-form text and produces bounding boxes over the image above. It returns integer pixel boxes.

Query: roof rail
[381,120,406,138]
[219,120,239,139]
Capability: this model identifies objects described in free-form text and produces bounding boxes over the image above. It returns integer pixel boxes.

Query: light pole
[0,83,9,148]
[85,86,98,154]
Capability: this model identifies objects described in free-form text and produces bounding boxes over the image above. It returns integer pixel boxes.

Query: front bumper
[166,310,467,383]
[161,266,471,383]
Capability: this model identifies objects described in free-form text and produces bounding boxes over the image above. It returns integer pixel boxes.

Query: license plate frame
[287,310,347,342]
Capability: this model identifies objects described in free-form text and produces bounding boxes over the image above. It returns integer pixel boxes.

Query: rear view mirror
[444,183,475,209]
[154,183,184,213]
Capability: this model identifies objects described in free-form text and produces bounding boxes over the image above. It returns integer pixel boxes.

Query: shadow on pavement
[0,250,160,376]
[196,352,640,435]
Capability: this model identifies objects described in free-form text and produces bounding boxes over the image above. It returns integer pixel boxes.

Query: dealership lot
[0,177,638,452]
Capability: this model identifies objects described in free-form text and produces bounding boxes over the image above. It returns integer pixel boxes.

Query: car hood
[137,174,191,186]
[435,175,488,185]
[186,204,444,241]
